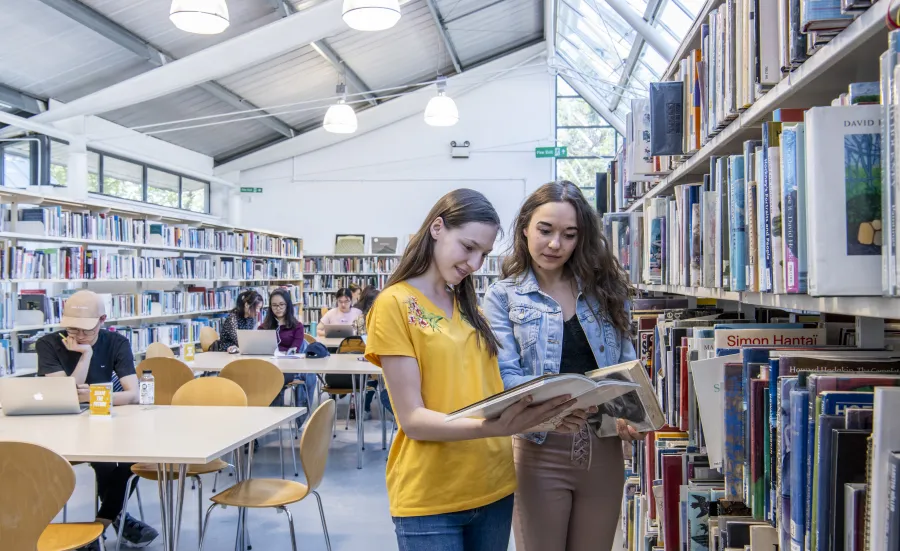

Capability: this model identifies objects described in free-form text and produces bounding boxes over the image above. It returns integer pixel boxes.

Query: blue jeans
[393,494,514,551]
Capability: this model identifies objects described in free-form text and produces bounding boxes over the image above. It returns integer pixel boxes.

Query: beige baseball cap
[60,290,106,330]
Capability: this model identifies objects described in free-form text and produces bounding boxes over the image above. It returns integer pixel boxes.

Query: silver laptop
[0,377,86,416]
[237,330,278,355]
[322,324,356,339]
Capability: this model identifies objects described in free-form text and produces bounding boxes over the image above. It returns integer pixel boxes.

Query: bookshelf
[0,186,304,376]
[301,253,502,329]
[623,0,890,214]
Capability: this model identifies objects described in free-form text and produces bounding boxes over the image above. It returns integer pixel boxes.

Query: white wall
[238,66,556,253]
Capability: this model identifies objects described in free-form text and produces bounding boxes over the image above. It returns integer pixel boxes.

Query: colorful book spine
[730,155,747,290]
[888,452,900,551]
[724,362,746,501]
[790,388,809,551]
[688,489,712,551]
[780,378,799,551]
[782,124,801,292]
[748,181,759,291]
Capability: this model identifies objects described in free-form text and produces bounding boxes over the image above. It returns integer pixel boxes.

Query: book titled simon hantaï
[805,105,883,296]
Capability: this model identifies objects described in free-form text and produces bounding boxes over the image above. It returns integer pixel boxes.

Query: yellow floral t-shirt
[364,282,516,517]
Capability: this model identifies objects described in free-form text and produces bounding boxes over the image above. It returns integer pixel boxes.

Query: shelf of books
[301,254,502,329]
[0,186,304,378]
[604,0,900,549]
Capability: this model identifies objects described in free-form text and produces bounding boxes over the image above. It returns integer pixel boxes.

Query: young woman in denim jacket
[483,181,644,551]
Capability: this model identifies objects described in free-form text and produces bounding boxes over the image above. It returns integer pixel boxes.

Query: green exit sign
[535,146,567,158]
[240,187,263,193]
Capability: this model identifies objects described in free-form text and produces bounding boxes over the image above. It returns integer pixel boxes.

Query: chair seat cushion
[210,479,310,508]
[131,458,228,480]
[38,522,104,551]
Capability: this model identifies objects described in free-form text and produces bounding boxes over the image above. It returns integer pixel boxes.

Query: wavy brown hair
[501,181,633,335]
[386,189,502,356]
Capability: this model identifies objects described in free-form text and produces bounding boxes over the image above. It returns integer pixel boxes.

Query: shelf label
[240,187,263,193]
[535,146,567,158]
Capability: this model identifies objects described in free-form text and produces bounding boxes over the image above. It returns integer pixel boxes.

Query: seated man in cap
[36,290,159,550]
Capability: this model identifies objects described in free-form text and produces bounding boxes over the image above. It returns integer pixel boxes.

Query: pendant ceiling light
[342,0,401,31]
[170,0,230,35]
[324,84,358,134]
[424,77,459,127]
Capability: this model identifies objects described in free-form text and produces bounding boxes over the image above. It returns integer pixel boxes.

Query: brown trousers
[512,431,625,551]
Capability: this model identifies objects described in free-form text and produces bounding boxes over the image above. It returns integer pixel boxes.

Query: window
[88,151,100,193]
[554,77,621,208]
[181,178,209,213]
[50,140,68,187]
[147,168,180,208]
[102,156,143,201]
[2,141,32,188]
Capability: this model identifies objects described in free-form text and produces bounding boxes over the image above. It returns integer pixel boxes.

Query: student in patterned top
[213,290,263,352]
[364,189,589,551]
[316,288,362,337]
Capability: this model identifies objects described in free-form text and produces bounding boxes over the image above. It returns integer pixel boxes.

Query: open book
[445,360,666,434]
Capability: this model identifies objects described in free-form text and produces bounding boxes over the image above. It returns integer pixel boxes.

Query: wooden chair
[220,359,299,478]
[303,333,316,345]
[135,357,194,405]
[199,326,219,352]
[320,336,366,432]
[0,441,105,551]
[144,342,175,359]
[336,336,366,354]
[199,399,336,551]
[120,378,248,551]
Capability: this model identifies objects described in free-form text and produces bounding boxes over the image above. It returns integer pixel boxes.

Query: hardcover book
[730,155,748,291]
[649,82,685,156]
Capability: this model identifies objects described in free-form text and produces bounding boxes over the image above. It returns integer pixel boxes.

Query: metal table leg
[155,463,188,551]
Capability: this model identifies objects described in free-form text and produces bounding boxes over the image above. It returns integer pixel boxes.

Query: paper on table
[689,353,740,469]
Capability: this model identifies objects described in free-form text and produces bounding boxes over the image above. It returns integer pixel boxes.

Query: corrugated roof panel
[102,88,282,158]
[0,0,150,100]
[435,0,495,19]
[216,45,339,129]
[326,0,452,92]
[78,0,282,59]
[445,0,543,67]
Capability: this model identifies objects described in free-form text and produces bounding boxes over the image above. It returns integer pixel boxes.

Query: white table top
[189,352,382,375]
[0,405,306,464]
[319,337,345,349]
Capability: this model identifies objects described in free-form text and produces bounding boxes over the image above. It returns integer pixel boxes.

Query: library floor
[56,402,623,551]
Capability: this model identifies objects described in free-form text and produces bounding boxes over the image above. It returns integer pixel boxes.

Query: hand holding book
[482,394,580,437]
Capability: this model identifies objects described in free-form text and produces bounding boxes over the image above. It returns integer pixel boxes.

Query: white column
[228,189,242,227]
[62,116,89,200]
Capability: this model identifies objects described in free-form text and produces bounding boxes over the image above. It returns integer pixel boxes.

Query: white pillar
[228,189,242,227]
[67,136,88,200]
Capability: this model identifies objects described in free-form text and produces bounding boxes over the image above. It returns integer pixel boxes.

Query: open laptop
[322,324,356,339]
[237,330,278,355]
[0,377,87,416]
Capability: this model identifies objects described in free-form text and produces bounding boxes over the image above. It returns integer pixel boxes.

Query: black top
[560,315,599,375]
[213,313,257,351]
[36,330,135,391]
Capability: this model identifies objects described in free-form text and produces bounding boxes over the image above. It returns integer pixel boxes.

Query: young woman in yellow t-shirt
[365,189,589,551]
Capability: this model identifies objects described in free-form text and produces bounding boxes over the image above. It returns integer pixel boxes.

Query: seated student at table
[316,287,362,338]
[259,288,316,409]
[212,289,264,352]
[35,290,159,550]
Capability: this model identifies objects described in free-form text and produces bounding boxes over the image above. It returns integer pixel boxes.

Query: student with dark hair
[213,289,264,352]
[365,188,587,551]
[483,181,642,551]
[316,287,362,337]
[259,288,315,408]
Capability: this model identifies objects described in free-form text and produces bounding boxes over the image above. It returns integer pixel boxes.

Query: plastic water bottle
[139,371,155,405]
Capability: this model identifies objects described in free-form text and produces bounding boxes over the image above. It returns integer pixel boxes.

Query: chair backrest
[219,359,285,407]
[172,377,248,406]
[0,442,75,550]
[300,399,336,491]
[200,326,219,352]
[303,333,316,345]
[145,342,175,359]
[135,357,195,406]
[337,336,366,354]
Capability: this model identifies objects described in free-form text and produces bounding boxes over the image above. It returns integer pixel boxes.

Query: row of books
[1,205,301,258]
[0,244,302,281]
[303,274,390,292]
[624,103,893,296]
[622,304,900,551]
[302,256,400,274]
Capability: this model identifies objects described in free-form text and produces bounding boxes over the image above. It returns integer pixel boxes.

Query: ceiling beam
[424,0,463,73]
[26,0,346,126]
[215,42,546,174]
[35,0,295,139]
[560,70,625,134]
[608,0,663,111]
[443,0,507,23]
[270,0,378,107]
[599,0,674,60]
[0,84,46,115]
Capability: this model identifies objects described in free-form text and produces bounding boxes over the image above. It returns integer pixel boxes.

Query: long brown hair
[387,189,502,356]
[502,181,633,335]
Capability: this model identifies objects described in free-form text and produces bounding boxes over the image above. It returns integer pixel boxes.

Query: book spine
[881,51,896,296]
[790,388,809,551]
[724,363,745,501]
[730,156,747,291]
[889,453,900,551]
[761,126,774,292]
[782,126,800,293]
[769,144,785,293]
[747,181,759,291]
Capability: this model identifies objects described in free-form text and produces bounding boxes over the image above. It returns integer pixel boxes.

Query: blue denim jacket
[482,269,637,444]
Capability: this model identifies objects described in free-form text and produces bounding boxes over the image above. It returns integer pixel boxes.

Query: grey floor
[58,400,624,551]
